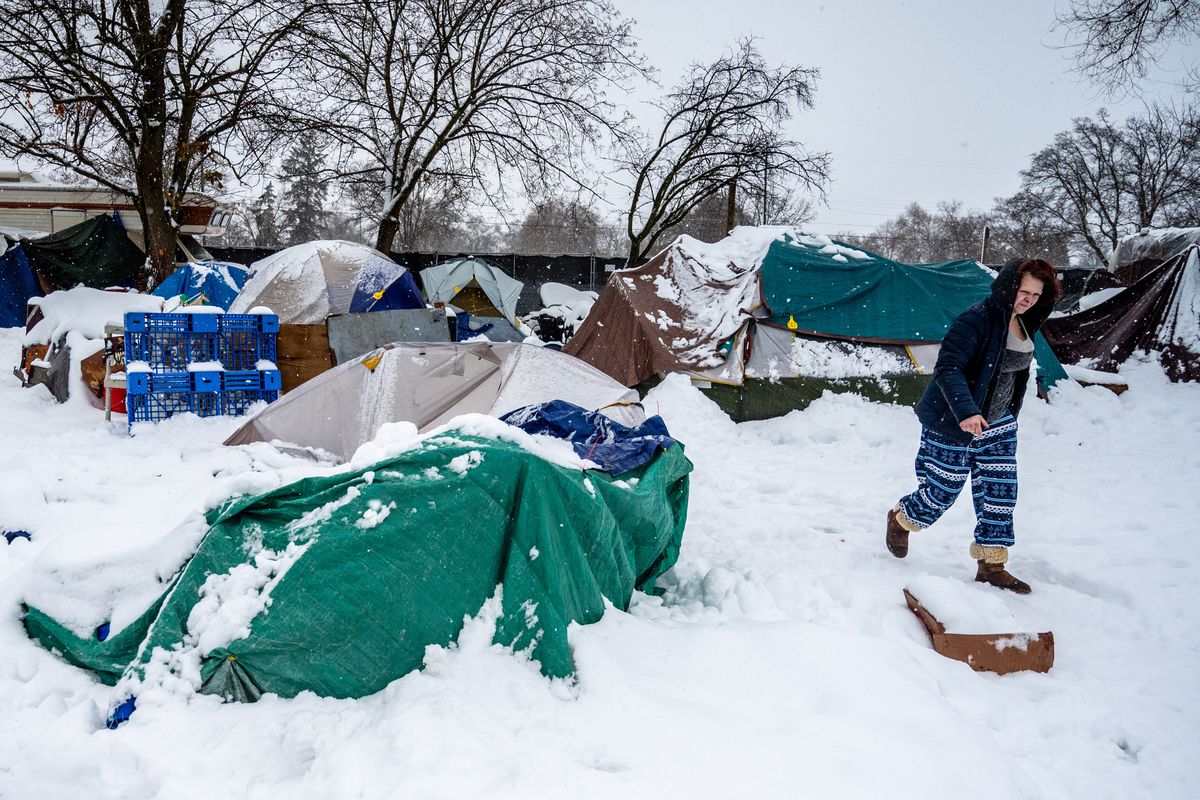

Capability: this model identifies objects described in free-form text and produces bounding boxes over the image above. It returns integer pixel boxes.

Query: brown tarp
[562,244,759,387]
[1042,245,1200,382]
[903,590,1054,675]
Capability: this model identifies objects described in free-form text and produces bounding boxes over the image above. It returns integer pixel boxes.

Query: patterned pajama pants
[897,414,1019,547]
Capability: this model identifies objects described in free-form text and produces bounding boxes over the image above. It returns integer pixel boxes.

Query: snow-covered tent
[1043,244,1200,382]
[151,261,249,310]
[1109,227,1200,283]
[229,241,423,324]
[224,340,643,462]
[565,227,1068,420]
[419,256,523,321]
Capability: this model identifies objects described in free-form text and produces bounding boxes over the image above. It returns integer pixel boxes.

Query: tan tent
[224,341,642,461]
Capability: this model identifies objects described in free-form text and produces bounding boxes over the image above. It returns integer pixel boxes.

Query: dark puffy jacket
[914,260,1057,443]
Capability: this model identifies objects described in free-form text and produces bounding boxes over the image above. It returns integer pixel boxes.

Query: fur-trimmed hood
[989,258,1057,334]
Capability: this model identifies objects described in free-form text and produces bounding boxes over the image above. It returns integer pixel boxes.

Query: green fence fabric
[758,236,1069,390]
[700,375,934,422]
[22,213,144,290]
[26,429,691,700]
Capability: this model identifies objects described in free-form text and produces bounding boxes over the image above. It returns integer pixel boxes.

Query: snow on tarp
[229,241,414,324]
[1109,227,1200,271]
[152,261,249,310]
[562,227,790,386]
[1042,244,1200,382]
[24,287,163,344]
[905,575,1047,635]
[23,414,692,699]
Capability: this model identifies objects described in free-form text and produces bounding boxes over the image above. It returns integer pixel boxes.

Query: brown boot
[970,543,1032,594]
[886,505,914,558]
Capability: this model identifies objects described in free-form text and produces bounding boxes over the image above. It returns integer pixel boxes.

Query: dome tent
[419,256,523,321]
[229,241,422,323]
[224,340,643,462]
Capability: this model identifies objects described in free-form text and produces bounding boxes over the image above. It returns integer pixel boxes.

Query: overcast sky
[611,0,1194,237]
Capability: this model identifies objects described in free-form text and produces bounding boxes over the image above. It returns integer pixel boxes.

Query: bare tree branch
[616,40,829,265]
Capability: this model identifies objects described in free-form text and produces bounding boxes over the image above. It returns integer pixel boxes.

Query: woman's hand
[959,415,989,436]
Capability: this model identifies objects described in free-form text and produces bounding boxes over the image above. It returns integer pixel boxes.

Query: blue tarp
[0,243,40,328]
[349,270,423,313]
[501,400,677,475]
[152,261,249,310]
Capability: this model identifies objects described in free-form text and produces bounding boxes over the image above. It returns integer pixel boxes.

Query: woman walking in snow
[885,258,1060,594]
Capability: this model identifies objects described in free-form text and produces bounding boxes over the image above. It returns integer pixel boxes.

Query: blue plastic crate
[220,369,282,392]
[216,331,276,370]
[218,313,280,334]
[126,371,192,395]
[127,391,221,425]
[123,311,278,375]
[220,388,278,417]
[221,370,262,391]
[125,312,219,372]
[191,370,222,393]
[125,312,220,334]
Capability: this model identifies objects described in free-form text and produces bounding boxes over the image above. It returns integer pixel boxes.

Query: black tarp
[1042,244,1200,382]
[21,213,144,291]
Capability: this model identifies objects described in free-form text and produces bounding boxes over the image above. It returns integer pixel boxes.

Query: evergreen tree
[252,183,282,247]
[280,132,329,245]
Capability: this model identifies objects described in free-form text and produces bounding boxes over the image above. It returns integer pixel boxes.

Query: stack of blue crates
[123,311,281,427]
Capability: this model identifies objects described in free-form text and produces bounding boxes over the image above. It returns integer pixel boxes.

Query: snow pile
[529,282,598,337]
[1,325,1199,798]
[905,574,1046,634]
[786,337,911,379]
[25,288,163,344]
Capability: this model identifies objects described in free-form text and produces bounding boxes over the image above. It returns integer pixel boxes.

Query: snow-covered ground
[1,325,1197,799]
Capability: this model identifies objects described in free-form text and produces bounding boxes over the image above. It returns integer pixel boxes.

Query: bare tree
[1057,0,1200,92]
[617,40,829,266]
[512,196,602,254]
[839,200,1072,265]
[306,0,642,255]
[1018,104,1200,264]
[0,0,317,287]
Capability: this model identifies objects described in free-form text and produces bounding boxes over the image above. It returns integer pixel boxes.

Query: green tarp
[759,235,1069,389]
[25,428,691,699]
[22,213,144,291]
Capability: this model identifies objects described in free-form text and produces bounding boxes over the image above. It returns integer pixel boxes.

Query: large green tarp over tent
[758,235,1069,389]
[22,213,144,290]
[25,427,691,699]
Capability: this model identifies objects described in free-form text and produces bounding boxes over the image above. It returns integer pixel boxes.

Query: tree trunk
[375,215,400,254]
[626,239,643,268]
[726,180,737,235]
[133,16,177,291]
